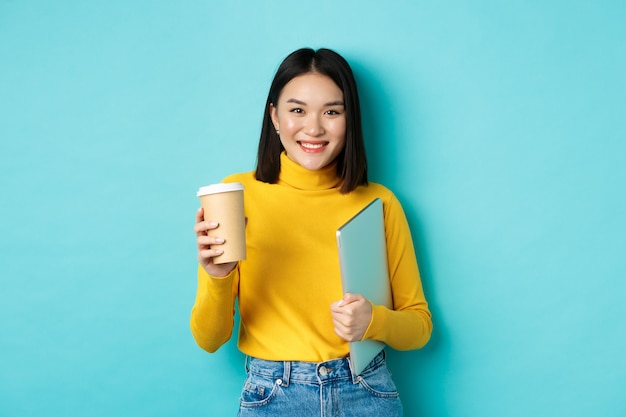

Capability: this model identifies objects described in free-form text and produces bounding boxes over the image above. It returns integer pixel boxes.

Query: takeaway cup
[197,182,246,264]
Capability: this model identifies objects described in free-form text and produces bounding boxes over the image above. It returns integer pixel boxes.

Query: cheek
[330,119,347,139]
[280,117,300,134]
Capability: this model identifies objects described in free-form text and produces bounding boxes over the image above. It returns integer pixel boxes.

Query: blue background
[1,1,625,416]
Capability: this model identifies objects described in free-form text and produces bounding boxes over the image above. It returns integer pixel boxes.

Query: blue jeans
[237,351,403,417]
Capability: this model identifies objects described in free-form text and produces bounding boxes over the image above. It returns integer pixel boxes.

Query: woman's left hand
[330,293,373,342]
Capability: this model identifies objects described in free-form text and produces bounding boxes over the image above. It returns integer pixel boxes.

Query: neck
[277,152,340,191]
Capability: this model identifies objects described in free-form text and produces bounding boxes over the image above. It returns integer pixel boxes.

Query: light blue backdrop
[1,1,624,416]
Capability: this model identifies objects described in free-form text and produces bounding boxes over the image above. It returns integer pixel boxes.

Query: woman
[191,48,432,416]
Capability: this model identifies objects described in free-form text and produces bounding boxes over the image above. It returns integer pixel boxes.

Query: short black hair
[255,48,368,194]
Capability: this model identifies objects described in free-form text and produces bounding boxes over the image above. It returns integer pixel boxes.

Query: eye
[325,109,342,116]
[289,107,304,114]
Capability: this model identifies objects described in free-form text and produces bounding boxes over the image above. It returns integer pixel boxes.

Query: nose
[305,115,324,137]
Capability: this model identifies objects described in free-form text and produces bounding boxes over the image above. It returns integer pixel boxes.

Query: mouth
[298,141,329,153]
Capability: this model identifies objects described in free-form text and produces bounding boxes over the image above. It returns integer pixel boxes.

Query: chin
[300,162,326,171]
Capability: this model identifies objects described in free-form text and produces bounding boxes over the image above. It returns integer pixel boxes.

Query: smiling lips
[298,141,329,153]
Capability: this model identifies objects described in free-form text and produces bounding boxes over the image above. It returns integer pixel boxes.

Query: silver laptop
[336,198,392,376]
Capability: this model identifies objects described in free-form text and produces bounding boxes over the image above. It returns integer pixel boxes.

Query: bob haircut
[255,48,368,194]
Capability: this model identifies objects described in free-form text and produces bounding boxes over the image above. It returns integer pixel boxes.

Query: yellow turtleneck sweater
[190,153,432,361]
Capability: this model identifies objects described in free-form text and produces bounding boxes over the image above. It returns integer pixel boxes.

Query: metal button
[319,366,328,376]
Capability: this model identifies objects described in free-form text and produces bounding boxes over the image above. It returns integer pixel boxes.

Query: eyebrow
[286,98,345,107]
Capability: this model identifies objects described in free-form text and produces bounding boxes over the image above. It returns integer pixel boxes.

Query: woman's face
[270,73,346,171]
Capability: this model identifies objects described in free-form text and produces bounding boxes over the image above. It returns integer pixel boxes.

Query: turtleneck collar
[277,152,341,190]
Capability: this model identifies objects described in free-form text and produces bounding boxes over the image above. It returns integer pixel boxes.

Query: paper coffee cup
[197,182,246,264]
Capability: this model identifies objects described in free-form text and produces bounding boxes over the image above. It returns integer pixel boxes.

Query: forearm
[364,304,432,350]
[190,265,238,353]
[373,194,432,349]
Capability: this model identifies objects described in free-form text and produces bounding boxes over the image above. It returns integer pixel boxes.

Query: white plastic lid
[196,182,245,197]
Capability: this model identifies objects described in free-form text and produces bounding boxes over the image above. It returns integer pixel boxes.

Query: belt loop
[281,360,291,386]
[348,356,361,384]
[244,355,250,373]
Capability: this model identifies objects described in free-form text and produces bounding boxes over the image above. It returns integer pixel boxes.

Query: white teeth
[300,142,325,149]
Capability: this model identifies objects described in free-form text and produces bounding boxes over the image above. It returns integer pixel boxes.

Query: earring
[276,130,280,135]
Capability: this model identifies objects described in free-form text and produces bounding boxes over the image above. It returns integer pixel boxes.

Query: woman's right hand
[194,208,238,277]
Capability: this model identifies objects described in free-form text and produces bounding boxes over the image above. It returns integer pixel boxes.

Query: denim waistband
[245,351,385,386]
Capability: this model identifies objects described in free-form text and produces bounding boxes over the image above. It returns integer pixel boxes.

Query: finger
[331,302,355,317]
[334,319,361,340]
[333,326,357,342]
[194,211,209,234]
[196,207,204,223]
[330,301,344,313]
[341,293,362,305]
[197,234,225,244]
[333,322,347,336]
[194,221,206,235]
[331,313,346,327]
[331,313,355,328]
[197,235,226,247]
[333,327,345,340]
[198,248,224,260]
[330,306,354,316]
[336,303,356,316]
[195,220,219,236]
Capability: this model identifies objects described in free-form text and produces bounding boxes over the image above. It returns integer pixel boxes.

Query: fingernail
[208,221,218,227]
[215,238,225,243]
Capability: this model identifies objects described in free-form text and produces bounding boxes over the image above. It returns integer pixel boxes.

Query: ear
[269,103,279,132]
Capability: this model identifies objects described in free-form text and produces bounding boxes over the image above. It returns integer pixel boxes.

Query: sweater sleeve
[189,264,239,353]
[362,193,433,350]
